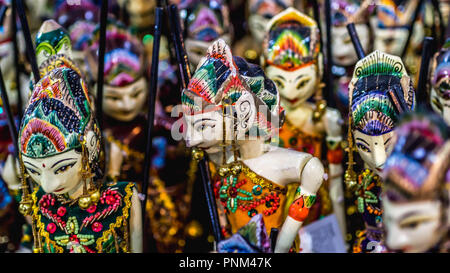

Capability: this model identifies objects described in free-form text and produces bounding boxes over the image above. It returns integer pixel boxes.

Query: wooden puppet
[346,50,415,253]
[179,0,232,70]
[181,39,325,253]
[429,39,450,126]
[382,110,450,253]
[331,0,373,116]
[233,0,293,64]
[261,7,347,239]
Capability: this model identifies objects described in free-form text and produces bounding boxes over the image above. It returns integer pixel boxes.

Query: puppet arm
[129,187,143,253]
[274,156,324,253]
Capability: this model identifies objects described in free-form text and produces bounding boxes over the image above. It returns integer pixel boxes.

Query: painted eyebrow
[24,161,39,169]
[384,137,392,145]
[295,74,309,81]
[194,118,215,125]
[356,138,370,146]
[51,158,77,169]
[274,75,286,81]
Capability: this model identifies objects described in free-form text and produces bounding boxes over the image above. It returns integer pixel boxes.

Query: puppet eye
[356,143,370,153]
[296,77,311,89]
[54,163,76,175]
[27,168,41,176]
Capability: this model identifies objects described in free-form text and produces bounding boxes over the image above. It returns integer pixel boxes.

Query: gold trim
[96,182,134,253]
[240,162,286,194]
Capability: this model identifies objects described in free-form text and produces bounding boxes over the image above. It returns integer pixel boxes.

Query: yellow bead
[78,196,92,209]
[90,190,100,203]
[19,201,32,216]
[218,166,230,177]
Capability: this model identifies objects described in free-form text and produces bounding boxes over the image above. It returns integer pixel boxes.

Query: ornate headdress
[262,7,320,71]
[348,50,415,135]
[179,0,230,42]
[382,110,450,202]
[85,20,145,87]
[181,39,283,139]
[35,19,73,67]
[19,67,100,161]
[376,0,418,29]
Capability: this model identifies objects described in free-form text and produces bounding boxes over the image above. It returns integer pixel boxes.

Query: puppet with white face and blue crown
[382,110,450,253]
[346,50,415,253]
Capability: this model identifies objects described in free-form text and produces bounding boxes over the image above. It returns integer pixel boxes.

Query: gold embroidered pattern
[240,163,287,194]
[96,182,134,252]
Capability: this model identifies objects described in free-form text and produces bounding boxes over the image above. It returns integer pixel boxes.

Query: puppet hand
[1,154,21,190]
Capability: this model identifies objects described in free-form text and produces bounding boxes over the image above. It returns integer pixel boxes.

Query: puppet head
[382,110,450,252]
[262,7,320,111]
[181,39,283,154]
[86,20,146,122]
[348,50,415,175]
[430,39,450,126]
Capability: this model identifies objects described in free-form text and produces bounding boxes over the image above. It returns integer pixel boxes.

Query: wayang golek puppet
[429,39,450,126]
[345,50,415,253]
[181,39,325,253]
[179,0,232,70]
[2,17,143,251]
[261,7,347,238]
[382,111,450,253]
[331,0,373,115]
[233,0,293,64]
[4,65,143,253]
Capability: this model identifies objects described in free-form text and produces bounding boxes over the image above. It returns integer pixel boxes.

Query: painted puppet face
[430,48,450,126]
[266,64,317,110]
[22,149,83,194]
[183,109,226,154]
[332,24,370,66]
[353,130,395,176]
[248,0,291,43]
[181,0,230,68]
[374,28,408,57]
[382,196,444,253]
[103,77,147,122]
[125,0,156,30]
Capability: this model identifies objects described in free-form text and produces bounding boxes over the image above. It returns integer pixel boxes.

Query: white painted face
[374,28,408,56]
[103,77,147,122]
[22,150,83,195]
[430,87,450,126]
[382,196,444,253]
[353,130,396,176]
[332,24,370,67]
[183,110,226,154]
[248,14,268,44]
[266,64,317,110]
[21,130,98,195]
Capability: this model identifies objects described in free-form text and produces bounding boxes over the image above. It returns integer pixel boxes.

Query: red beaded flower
[39,194,55,209]
[46,223,57,234]
[92,222,103,232]
[87,204,97,214]
[57,206,66,217]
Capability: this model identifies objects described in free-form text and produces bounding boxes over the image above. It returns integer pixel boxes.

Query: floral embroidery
[92,222,102,232]
[47,223,56,234]
[54,217,96,253]
[57,206,66,217]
